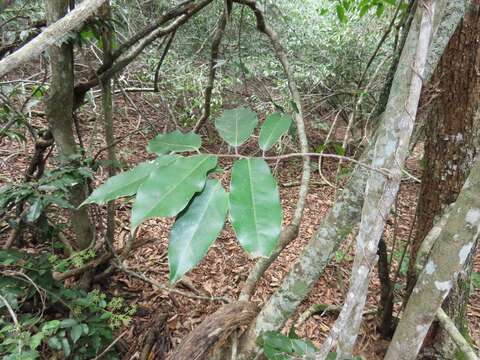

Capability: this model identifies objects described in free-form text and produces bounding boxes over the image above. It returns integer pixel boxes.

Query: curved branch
[233,0,311,301]
[193,0,231,132]
[153,30,176,92]
[73,0,214,107]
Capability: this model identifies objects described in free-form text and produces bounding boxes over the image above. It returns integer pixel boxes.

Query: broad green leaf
[61,337,71,357]
[131,155,217,231]
[169,179,228,283]
[81,156,177,206]
[60,319,77,328]
[70,324,83,344]
[147,130,201,154]
[258,331,317,360]
[259,113,292,151]
[42,320,61,333]
[230,158,282,257]
[25,198,43,223]
[215,106,258,147]
[47,336,62,351]
[29,332,45,350]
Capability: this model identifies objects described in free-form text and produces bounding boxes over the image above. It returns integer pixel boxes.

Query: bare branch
[0,0,107,77]
[193,0,231,132]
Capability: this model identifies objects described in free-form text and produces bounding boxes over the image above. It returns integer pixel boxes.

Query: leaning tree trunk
[45,0,93,250]
[236,0,463,356]
[385,156,480,360]
[405,1,480,357]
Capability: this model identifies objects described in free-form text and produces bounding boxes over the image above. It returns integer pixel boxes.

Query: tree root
[171,301,258,360]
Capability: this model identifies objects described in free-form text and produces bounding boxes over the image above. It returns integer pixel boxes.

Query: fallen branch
[116,263,230,303]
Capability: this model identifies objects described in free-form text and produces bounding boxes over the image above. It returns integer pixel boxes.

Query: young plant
[82,106,293,283]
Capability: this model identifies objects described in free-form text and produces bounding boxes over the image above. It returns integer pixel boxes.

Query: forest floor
[1,86,479,359]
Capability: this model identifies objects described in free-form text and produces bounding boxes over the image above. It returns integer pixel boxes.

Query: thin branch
[193,0,231,132]
[153,30,176,92]
[232,0,311,302]
[73,0,214,107]
[358,0,404,88]
[435,308,479,360]
[92,331,127,360]
[212,152,391,177]
[115,263,231,303]
[0,294,20,330]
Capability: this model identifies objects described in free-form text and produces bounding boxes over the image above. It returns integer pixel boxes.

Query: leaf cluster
[83,106,293,283]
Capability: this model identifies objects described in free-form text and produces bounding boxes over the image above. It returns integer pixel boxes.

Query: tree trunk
[100,1,117,247]
[236,1,463,355]
[385,157,480,360]
[406,0,480,357]
[45,0,93,250]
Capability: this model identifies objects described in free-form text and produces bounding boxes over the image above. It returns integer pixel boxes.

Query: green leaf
[359,5,370,17]
[376,3,385,17]
[61,337,71,357]
[230,158,282,257]
[291,338,316,355]
[81,157,176,206]
[259,113,292,151]
[25,198,43,223]
[472,272,480,289]
[70,324,83,344]
[334,143,346,156]
[60,319,77,328]
[47,336,62,351]
[42,320,61,334]
[131,155,217,231]
[336,4,347,23]
[215,106,258,147]
[147,130,202,154]
[258,331,317,360]
[43,195,73,209]
[30,332,44,350]
[169,179,228,283]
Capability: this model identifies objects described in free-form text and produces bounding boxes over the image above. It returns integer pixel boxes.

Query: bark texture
[46,0,93,250]
[100,1,117,248]
[385,158,480,360]
[315,2,435,358]
[406,1,480,356]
